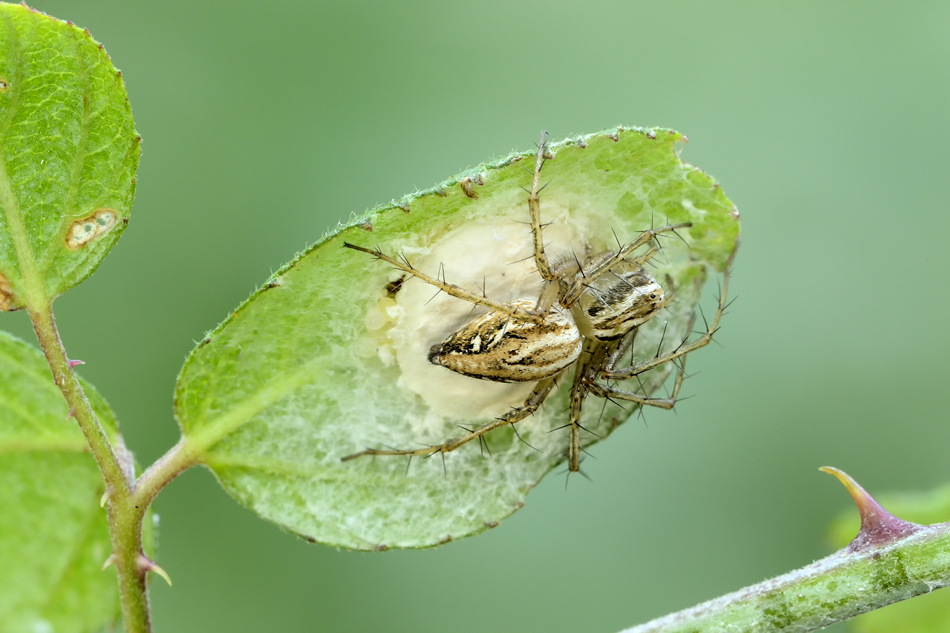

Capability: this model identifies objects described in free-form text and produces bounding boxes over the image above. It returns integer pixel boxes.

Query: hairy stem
[621,522,950,633]
[133,437,200,510]
[29,302,151,633]
[29,304,128,493]
[107,497,150,633]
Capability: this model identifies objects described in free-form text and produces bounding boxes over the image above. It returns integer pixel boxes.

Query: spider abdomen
[429,299,581,383]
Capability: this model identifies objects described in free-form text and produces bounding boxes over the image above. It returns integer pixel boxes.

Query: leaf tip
[821,466,923,551]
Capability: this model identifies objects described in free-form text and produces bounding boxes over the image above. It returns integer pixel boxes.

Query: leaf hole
[65,208,118,250]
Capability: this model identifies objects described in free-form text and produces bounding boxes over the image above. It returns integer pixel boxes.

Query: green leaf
[0,4,139,312]
[0,331,124,632]
[176,127,740,549]
[826,483,950,633]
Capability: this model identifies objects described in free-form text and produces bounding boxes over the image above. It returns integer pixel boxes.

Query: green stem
[29,304,128,493]
[107,496,150,633]
[29,302,151,633]
[132,437,200,510]
[620,522,950,633]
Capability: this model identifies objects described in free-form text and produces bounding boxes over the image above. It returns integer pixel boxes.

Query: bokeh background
[6,1,950,631]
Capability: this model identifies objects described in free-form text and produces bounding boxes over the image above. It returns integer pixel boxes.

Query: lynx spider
[343,132,734,472]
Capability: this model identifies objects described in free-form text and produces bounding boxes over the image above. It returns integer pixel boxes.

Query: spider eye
[649,293,657,299]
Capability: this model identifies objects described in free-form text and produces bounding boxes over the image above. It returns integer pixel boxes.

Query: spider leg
[606,324,639,369]
[562,223,692,307]
[342,242,543,323]
[564,340,607,472]
[586,354,688,410]
[603,245,736,380]
[340,374,561,463]
[528,130,556,282]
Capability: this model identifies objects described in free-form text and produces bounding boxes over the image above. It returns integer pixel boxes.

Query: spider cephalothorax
[343,132,733,471]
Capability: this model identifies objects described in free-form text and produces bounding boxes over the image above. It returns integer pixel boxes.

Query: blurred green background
[6,1,950,631]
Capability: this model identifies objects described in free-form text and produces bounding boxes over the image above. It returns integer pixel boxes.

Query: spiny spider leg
[566,339,606,471]
[602,320,639,371]
[528,130,555,282]
[603,246,736,381]
[585,353,689,411]
[342,242,543,323]
[340,374,561,462]
[562,223,692,306]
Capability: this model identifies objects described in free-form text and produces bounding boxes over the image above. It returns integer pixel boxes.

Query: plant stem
[29,302,152,633]
[133,437,200,509]
[107,496,150,633]
[29,303,129,493]
[620,521,950,633]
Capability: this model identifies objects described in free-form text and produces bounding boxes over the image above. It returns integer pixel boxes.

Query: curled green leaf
[175,127,740,549]
[0,4,138,311]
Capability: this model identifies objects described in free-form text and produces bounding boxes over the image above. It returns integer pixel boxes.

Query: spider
[342,132,734,472]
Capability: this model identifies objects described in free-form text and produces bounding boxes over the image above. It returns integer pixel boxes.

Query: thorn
[101,554,115,571]
[574,466,594,483]
[597,396,610,426]
[138,554,173,586]
[610,226,623,250]
[698,305,709,331]
[425,285,443,305]
[575,422,601,438]
[820,467,924,552]
[65,407,75,422]
[510,423,539,452]
[655,322,669,358]
[68,359,85,368]
[100,491,109,508]
[572,250,586,277]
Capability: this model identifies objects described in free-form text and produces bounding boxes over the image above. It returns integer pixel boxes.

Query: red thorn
[68,359,85,368]
[137,554,172,586]
[821,467,923,552]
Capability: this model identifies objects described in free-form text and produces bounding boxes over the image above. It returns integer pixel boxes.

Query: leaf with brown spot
[0,5,138,311]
